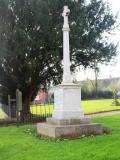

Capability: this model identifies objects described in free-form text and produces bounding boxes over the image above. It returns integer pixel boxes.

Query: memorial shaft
[62,6,72,83]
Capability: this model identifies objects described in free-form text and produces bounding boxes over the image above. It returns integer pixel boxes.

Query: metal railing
[0,103,54,125]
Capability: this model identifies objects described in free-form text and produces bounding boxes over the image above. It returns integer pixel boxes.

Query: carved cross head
[62,6,70,17]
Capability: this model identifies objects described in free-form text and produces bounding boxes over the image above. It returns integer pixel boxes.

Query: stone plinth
[37,118,103,139]
[37,84,103,139]
[47,118,90,125]
[52,83,84,119]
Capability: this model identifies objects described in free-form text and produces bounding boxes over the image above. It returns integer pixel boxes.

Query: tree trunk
[95,73,98,99]
[20,86,33,122]
[94,64,99,99]
[23,95,31,114]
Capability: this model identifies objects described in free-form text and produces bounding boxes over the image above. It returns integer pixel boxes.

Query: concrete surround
[37,120,103,139]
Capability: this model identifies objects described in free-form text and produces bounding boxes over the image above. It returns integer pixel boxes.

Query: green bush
[81,89,113,100]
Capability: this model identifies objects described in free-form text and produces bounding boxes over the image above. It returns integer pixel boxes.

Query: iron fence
[0,103,54,125]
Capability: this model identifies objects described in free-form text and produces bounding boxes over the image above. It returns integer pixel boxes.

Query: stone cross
[62,6,72,83]
[37,6,103,139]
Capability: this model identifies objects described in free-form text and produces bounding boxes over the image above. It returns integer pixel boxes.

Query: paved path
[85,110,120,118]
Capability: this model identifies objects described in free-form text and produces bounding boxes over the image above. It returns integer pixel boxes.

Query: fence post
[8,95,11,118]
[16,89,22,123]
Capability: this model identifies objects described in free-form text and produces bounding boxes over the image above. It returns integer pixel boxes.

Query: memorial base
[52,83,84,119]
[37,118,103,139]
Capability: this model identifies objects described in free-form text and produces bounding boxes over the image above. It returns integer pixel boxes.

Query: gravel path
[85,110,120,118]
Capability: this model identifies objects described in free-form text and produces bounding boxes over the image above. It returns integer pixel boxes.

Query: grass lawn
[30,99,120,116]
[1,99,120,119]
[81,99,120,114]
[0,115,120,160]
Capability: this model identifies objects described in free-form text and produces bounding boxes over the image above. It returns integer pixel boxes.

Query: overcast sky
[76,0,120,81]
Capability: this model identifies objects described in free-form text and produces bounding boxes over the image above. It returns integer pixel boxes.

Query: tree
[0,0,118,115]
[91,60,100,98]
[109,85,120,106]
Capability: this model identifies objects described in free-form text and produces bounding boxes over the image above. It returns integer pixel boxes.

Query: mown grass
[0,115,120,160]
[81,99,120,113]
[1,99,120,119]
[30,99,120,116]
